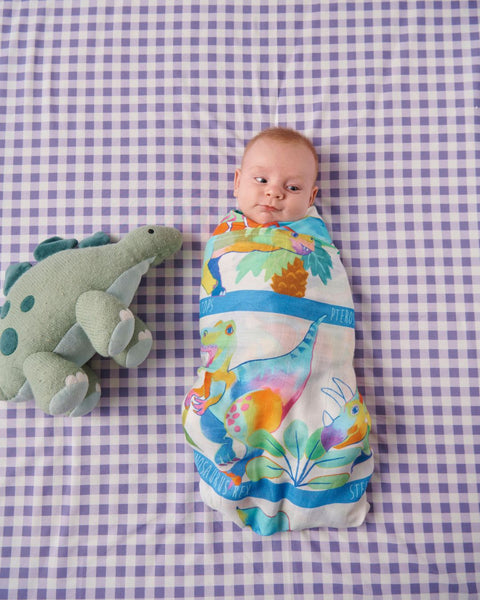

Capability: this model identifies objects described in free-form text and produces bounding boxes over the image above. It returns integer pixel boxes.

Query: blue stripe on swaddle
[199,290,355,329]
[194,452,370,507]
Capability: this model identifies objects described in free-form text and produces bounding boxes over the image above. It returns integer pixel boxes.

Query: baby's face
[233,138,318,224]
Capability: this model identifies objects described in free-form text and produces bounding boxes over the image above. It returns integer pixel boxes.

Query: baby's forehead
[244,137,289,155]
[241,139,317,177]
[242,138,309,163]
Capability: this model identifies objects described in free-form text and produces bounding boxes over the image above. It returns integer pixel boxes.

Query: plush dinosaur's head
[119,225,183,266]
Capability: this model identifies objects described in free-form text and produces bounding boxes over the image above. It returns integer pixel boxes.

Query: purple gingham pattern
[0,1,479,599]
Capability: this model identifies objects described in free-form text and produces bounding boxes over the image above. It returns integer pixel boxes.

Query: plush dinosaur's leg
[111,315,153,368]
[23,352,91,415]
[68,363,101,417]
[76,290,135,357]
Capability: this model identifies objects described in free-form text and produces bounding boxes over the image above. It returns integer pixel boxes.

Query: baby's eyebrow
[248,166,303,177]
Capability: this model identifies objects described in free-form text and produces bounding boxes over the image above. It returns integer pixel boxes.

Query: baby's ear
[309,186,319,206]
[233,169,242,197]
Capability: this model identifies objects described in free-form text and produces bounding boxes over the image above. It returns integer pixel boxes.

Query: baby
[183,127,373,536]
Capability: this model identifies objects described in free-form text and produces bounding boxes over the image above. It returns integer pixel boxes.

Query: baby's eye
[255,177,267,183]
[287,185,300,192]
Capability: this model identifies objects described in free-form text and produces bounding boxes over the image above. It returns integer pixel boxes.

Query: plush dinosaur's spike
[78,232,110,248]
[34,237,78,261]
[4,262,33,295]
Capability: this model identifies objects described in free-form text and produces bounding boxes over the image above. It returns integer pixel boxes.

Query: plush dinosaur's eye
[148,229,155,234]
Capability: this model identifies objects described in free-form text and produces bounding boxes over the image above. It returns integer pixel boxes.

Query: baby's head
[234,127,319,224]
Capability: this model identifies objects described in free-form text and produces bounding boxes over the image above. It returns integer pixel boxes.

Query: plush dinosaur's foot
[112,317,153,368]
[108,309,135,356]
[50,371,89,415]
[124,329,153,368]
[23,352,98,416]
[68,364,101,417]
[76,291,136,357]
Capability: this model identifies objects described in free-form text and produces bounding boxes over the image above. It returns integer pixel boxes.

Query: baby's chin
[249,207,281,224]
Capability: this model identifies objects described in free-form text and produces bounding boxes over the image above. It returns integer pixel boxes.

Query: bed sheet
[0,2,479,599]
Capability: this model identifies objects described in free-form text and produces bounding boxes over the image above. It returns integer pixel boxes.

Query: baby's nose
[266,185,283,199]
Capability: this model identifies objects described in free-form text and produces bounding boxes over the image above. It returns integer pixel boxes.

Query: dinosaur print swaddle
[183,207,373,535]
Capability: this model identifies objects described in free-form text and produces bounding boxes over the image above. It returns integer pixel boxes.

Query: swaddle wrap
[183,207,373,535]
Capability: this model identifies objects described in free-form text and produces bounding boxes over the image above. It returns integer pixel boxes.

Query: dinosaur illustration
[0,226,182,416]
[244,387,372,490]
[237,506,290,536]
[185,315,326,477]
[183,320,237,418]
[320,379,371,451]
[202,225,316,296]
[212,211,259,234]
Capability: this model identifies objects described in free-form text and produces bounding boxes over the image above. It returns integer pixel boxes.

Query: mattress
[0,2,478,598]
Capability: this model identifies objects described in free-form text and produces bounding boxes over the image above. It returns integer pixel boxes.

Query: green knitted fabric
[0,226,182,416]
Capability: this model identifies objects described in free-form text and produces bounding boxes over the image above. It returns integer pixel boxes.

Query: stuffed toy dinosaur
[0,226,182,417]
